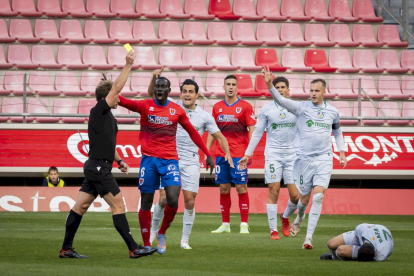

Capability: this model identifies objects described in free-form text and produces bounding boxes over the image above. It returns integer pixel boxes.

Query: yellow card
[124,43,134,52]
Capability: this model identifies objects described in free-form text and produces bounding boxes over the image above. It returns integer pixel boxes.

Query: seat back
[257,0,280,17]
[158,46,183,65]
[231,48,256,67]
[206,48,231,66]
[280,0,305,16]
[256,23,280,42]
[109,20,133,39]
[57,45,83,65]
[232,22,256,42]
[377,50,401,68]
[352,24,377,43]
[328,0,352,17]
[207,22,232,40]
[85,20,110,39]
[304,24,329,42]
[304,0,329,17]
[31,45,57,64]
[9,19,35,38]
[353,50,378,68]
[183,22,207,40]
[328,49,353,68]
[281,48,306,67]
[182,47,207,66]
[7,45,33,65]
[304,49,329,67]
[280,23,304,42]
[328,24,352,43]
[159,21,183,40]
[60,20,85,39]
[34,19,60,39]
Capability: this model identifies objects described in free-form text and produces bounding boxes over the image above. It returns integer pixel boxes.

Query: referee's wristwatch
[117,159,124,166]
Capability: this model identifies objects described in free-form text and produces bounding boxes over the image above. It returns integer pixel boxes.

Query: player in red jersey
[118,77,214,255]
[207,75,256,234]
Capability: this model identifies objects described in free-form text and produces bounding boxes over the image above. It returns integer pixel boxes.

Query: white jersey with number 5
[354,223,393,262]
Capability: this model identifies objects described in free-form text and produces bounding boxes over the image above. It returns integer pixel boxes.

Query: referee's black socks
[113,213,139,251]
[62,209,83,250]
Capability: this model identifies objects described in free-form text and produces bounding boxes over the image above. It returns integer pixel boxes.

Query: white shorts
[342,231,358,246]
[264,159,295,184]
[293,154,333,195]
[179,163,200,193]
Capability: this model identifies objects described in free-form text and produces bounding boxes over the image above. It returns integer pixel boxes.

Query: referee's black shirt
[88,99,118,162]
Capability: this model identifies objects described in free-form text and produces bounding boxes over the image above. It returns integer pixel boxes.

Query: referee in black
[59,50,157,258]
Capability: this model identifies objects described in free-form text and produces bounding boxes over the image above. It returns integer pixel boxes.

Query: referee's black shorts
[80,159,121,198]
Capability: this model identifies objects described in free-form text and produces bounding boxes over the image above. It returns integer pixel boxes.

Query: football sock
[328,246,340,260]
[220,193,231,224]
[307,193,324,235]
[297,199,308,220]
[158,205,178,235]
[113,213,139,251]
[182,208,195,241]
[151,202,165,233]
[282,199,298,219]
[62,209,83,250]
[138,209,152,247]
[266,203,278,231]
[238,192,249,223]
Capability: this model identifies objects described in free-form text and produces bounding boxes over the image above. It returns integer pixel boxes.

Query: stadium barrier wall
[1,187,413,215]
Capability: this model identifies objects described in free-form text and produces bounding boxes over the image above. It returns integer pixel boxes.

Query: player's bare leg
[150,190,167,244]
[301,186,326,249]
[236,184,249,234]
[323,234,346,260]
[181,190,197,249]
[281,184,300,237]
[267,182,280,240]
[211,183,231,233]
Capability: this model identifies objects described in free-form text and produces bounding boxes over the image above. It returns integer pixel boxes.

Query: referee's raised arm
[105,50,136,107]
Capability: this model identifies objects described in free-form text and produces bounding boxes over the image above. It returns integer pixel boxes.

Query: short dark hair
[357,243,375,262]
[310,78,326,88]
[224,75,237,83]
[95,80,113,100]
[180,79,199,93]
[48,166,58,174]
[273,76,289,88]
[156,77,171,88]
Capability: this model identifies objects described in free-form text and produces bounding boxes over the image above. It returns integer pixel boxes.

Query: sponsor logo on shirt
[218,108,222,113]
[170,108,176,115]
[271,123,296,130]
[306,119,330,129]
[218,115,238,122]
[174,177,179,182]
[149,106,154,111]
[236,107,242,113]
[148,114,172,125]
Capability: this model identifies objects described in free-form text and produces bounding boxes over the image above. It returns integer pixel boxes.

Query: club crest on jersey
[236,107,242,113]
[317,111,324,119]
[139,179,144,186]
[279,112,286,119]
[168,164,177,171]
[271,174,276,179]
[170,108,176,115]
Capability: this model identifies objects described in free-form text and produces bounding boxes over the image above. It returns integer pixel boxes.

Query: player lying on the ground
[238,76,300,240]
[147,69,233,250]
[320,223,393,261]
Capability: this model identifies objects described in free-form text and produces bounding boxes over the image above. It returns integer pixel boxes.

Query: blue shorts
[138,155,181,193]
[215,157,248,185]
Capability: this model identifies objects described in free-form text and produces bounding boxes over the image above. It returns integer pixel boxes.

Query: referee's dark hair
[180,79,199,94]
[224,75,237,83]
[156,76,171,88]
[273,76,289,88]
[95,80,114,100]
[310,78,326,88]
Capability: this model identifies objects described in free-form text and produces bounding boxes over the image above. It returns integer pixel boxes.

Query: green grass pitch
[0,213,413,276]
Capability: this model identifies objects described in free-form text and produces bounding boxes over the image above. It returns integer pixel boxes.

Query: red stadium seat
[328,101,358,125]
[7,45,38,69]
[108,46,140,70]
[37,0,69,17]
[53,99,84,124]
[328,0,358,22]
[12,0,42,16]
[304,74,334,98]
[352,25,383,47]
[62,0,93,17]
[29,72,59,96]
[0,0,18,16]
[1,98,29,123]
[182,47,213,71]
[34,19,65,43]
[280,23,311,46]
[402,102,414,124]
[160,0,190,19]
[80,72,102,96]
[378,75,408,100]
[304,0,334,21]
[254,75,274,97]
[401,76,414,99]
[304,49,336,73]
[401,50,414,73]
[111,106,136,124]
[32,45,63,69]
[183,22,213,45]
[0,74,8,95]
[184,0,215,19]
[353,101,384,125]
[158,47,190,70]
[328,75,356,98]
[256,23,287,46]
[377,50,409,74]
[85,20,116,44]
[328,50,359,73]
[55,72,83,96]
[161,72,181,96]
[254,100,272,115]
[378,101,407,126]
[132,46,160,70]
[27,98,59,123]
[4,71,25,95]
[203,99,221,114]
[233,0,263,21]
[352,75,383,99]
[106,72,136,97]
[352,50,384,73]
[207,22,237,45]
[205,73,226,97]
[280,0,311,21]
[256,0,287,21]
[232,23,263,46]
[0,45,13,69]
[60,20,90,43]
[159,21,190,44]
[208,0,241,20]
[281,49,312,72]
[283,74,304,97]
[57,45,89,69]
[136,0,166,19]
[110,0,141,18]
[231,48,262,71]
[328,24,359,47]
[78,99,97,121]
[0,19,16,42]
[206,47,237,71]
[377,25,408,47]
[86,0,116,17]
[109,20,140,44]
[9,19,40,43]
[131,73,152,97]
[180,72,210,96]
[255,48,287,72]
[304,24,335,47]
[132,21,162,44]
[352,0,382,22]
[83,46,113,69]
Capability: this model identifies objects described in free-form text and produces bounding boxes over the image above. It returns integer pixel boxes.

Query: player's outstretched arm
[211,131,234,168]
[206,133,215,150]
[118,95,140,113]
[115,150,129,174]
[106,50,136,107]
[147,67,164,98]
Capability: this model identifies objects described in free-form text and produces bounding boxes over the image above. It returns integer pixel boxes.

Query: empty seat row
[1,70,413,99]
[0,0,382,23]
[2,19,406,48]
